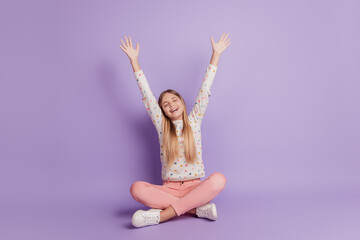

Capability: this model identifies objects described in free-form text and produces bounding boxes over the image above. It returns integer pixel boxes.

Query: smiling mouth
[171,108,178,113]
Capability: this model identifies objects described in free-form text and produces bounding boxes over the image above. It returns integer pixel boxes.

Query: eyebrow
[162,97,177,105]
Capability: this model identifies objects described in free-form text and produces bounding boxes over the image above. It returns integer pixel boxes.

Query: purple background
[1,0,359,239]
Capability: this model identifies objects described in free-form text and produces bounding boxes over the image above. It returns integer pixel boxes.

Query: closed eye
[163,97,179,107]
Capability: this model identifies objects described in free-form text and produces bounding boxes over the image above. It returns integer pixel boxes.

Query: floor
[1,188,359,240]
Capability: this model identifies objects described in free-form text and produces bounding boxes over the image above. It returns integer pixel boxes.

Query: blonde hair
[158,89,197,167]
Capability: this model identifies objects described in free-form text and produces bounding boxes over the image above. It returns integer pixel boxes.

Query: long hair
[158,89,197,167]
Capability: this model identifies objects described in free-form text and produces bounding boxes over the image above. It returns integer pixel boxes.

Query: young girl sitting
[119,33,231,228]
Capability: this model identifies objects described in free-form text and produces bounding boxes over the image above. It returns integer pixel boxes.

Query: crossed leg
[130,180,198,221]
[130,172,226,223]
[159,202,211,222]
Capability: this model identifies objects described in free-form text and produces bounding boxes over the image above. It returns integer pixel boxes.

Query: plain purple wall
[0,0,359,209]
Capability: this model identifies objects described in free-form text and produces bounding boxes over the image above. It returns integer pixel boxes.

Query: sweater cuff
[134,69,143,78]
[209,64,218,70]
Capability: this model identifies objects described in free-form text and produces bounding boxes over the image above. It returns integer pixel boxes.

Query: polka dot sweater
[134,63,218,182]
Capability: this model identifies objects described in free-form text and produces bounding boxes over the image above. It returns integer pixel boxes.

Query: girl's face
[161,93,184,121]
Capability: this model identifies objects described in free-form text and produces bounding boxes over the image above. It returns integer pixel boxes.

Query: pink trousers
[130,172,227,216]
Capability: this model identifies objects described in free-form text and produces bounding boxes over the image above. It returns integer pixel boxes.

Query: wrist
[130,57,138,63]
[212,51,221,56]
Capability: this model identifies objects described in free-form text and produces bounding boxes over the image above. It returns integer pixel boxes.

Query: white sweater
[134,63,218,181]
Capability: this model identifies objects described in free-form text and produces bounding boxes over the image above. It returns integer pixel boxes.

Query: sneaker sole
[211,203,217,220]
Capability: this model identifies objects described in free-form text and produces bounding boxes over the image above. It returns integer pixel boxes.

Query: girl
[119,33,231,228]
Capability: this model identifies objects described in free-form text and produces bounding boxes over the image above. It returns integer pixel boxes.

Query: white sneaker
[196,203,217,220]
[132,209,163,228]
[148,208,163,212]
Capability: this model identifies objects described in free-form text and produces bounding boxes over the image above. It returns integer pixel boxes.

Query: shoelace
[143,212,160,223]
[197,205,210,217]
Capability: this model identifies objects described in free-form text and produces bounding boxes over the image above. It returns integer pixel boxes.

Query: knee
[130,181,147,199]
[209,172,227,192]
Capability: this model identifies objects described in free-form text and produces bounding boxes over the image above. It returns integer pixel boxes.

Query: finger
[220,32,225,41]
[120,39,126,48]
[227,42,231,47]
[210,36,214,45]
[129,36,133,47]
[119,45,125,51]
[225,37,230,44]
[125,35,129,46]
[220,32,225,42]
[136,43,139,51]
[224,33,230,42]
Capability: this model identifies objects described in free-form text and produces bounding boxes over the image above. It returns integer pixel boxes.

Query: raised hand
[119,35,139,61]
[210,33,231,55]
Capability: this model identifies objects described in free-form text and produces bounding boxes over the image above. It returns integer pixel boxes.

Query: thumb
[136,43,139,51]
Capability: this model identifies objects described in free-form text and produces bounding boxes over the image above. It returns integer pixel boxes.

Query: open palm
[119,35,139,61]
[211,33,231,54]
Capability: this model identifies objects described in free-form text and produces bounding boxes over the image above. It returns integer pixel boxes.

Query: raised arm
[119,35,163,133]
[133,65,163,133]
[189,33,231,127]
[188,63,218,126]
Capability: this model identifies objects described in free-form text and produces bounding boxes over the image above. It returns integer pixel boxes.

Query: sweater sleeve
[134,69,163,133]
[188,63,218,126]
